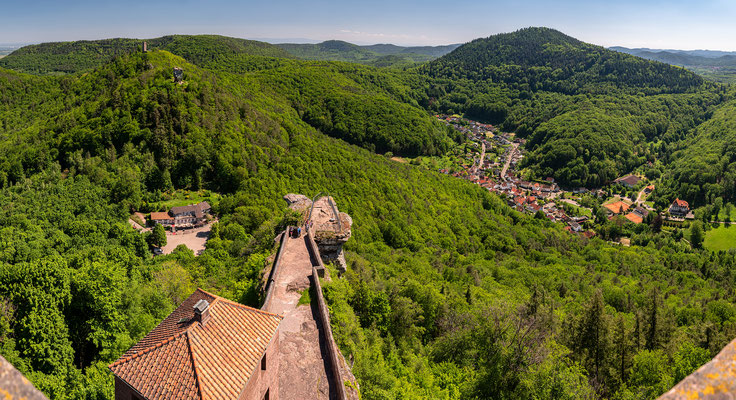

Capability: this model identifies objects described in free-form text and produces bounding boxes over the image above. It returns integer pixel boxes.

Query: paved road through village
[501,143,520,179]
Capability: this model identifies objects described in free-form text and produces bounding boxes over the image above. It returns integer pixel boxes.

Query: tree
[613,314,630,385]
[713,197,723,221]
[646,287,660,350]
[673,342,710,383]
[578,289,608,381]
[690,221,704,250]
[629,350,673,398]
[148,223,167,248]
[650,213,663,233]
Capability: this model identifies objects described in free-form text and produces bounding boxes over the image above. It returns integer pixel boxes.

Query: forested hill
[1,38,735,400]
[424,27,705,95]
[0,35,293,75]
[611,47,736,68]
[363,43,461,57]
[654,93,736,207]
[412,27,725,188]
[276,40,380,63]
[276,40,460,66]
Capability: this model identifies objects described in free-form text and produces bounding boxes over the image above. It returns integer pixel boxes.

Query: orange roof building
[150,212,174,225]
[109,289,282,400]
[673,198,689,208]
[604,201,631,215]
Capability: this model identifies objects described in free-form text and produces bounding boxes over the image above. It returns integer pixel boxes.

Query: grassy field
[703,224,736,251]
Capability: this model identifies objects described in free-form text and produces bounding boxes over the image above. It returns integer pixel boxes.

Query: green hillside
[425,27,704,94]
[277,40,379,63]
[612,47,736,84]
[654,94,736,207]
[0,35,293,75]
[414,27,725,188]
[276,40,459,66]
[0,33,735,400]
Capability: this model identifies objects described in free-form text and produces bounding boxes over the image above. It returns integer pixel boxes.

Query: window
[263,388,269,400]
[261,353,266,371]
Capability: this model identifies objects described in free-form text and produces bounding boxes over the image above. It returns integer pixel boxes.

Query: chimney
[193,299,211,327]
[142,41,148,53]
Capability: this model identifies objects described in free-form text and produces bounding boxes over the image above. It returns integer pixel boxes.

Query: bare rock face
[284,194,313,212]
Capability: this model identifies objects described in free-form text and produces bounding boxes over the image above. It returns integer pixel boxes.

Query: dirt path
[265,235,335,400]
[635,187,648,205]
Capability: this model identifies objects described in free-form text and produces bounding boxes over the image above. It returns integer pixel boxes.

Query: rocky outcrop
[284,194,353,274]
[309,197,352,274]
[284,194,312,212]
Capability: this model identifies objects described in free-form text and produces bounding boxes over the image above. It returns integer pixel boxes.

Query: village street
[470,142,486,176]
[501,143,519,179]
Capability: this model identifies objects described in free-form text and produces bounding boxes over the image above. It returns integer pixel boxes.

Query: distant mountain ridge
[611,46,736,84]
[276,40,461,66]
[611,46,736,67]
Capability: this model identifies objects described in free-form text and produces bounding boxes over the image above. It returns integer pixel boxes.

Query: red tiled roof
[673,198,689,208]
[151,212,172,221]
[109,289,282,400]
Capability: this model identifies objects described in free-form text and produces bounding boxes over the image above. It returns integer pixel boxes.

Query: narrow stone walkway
[264,234,336,400]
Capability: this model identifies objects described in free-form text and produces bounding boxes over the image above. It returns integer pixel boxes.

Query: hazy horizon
[4,35,736,54]
[2,0,736,51]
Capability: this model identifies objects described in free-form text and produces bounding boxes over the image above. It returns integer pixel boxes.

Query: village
[434,115,694,241]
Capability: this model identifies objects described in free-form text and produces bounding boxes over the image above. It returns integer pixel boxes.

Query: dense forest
[0,35,294,75]
[1,30,736,400]
[3,29,732,189]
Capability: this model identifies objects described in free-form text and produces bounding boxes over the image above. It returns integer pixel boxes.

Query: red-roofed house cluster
[109,289,282,400]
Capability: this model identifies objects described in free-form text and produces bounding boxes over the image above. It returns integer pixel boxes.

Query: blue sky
[2,0,736,50]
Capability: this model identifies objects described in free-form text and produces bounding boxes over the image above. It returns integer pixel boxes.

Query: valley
[1,27,736,400]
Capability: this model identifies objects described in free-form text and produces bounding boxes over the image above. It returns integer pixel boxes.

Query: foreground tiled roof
[109,289,282,400]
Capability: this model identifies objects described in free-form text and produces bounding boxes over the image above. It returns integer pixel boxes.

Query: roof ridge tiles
[185,330,205,400]
[109,330,188,369]
[198,289,284,319]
